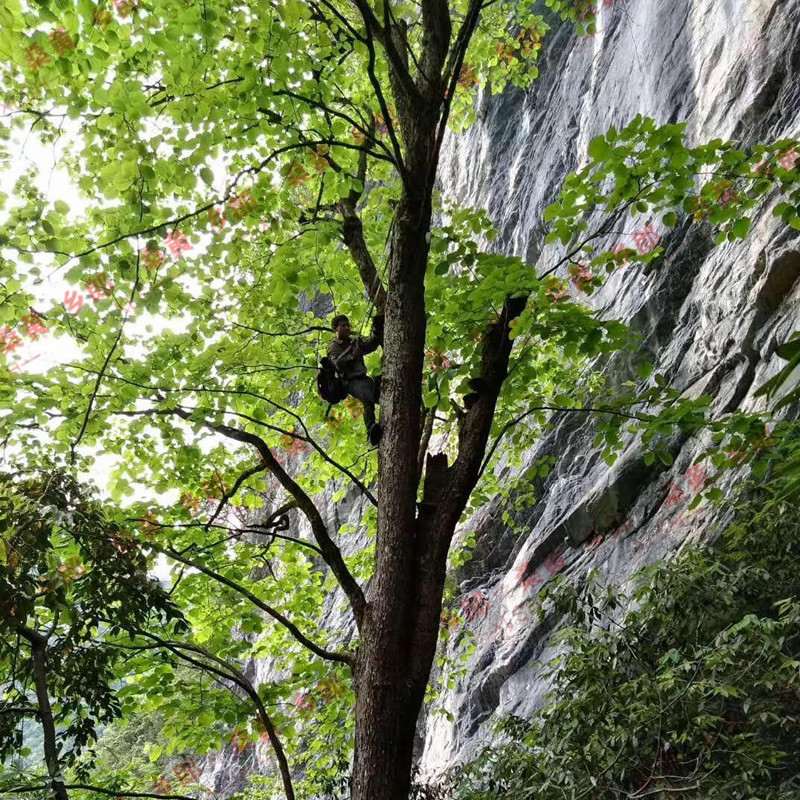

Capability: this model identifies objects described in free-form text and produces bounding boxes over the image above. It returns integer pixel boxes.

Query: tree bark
[350,53,446,793]
[21,628,69,800]
[348,3,507,797]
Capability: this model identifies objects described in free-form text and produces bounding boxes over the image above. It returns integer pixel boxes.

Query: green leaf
[732,217,751,239]
[588,136,611,161]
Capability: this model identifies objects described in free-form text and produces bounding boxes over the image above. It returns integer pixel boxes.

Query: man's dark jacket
[327,332,380,380]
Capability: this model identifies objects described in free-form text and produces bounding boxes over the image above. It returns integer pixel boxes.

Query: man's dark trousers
[344,375,380,435]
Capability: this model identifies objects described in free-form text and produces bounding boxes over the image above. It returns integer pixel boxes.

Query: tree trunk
[26,630,70,800]
[347,85,443,788]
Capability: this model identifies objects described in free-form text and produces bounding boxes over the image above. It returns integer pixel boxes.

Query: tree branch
[337,131,388,311]
[203,463,266,531]
[229,322,331,338]
[152,540,352,665]
[159,406,366,627]
[70,320,126,463]
[117,633,295,800]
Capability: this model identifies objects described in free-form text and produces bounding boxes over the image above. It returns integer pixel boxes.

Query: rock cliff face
[424,0,800,779]
[206,0,800,793]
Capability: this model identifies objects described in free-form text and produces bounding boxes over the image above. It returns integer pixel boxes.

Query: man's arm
[328,339,358,371]
[358,333,381,355]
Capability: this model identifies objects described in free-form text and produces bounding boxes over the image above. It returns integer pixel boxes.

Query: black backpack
[316,356,348,406]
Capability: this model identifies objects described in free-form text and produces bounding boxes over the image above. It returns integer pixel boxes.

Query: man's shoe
[368,423,382,446]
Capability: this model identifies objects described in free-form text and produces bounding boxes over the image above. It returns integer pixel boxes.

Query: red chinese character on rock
[635,528,657,550]
[207,207,227,233]
[113,0,140,18]
[568,262,592,292]
[26,73,50,96]
[517,26,543,57]
[546,281,569,304]
[751,424,776,453]
[139,510,159,540]
[254,719,271,745]
[374,107,399,137]
[440,607,460,633]
[292,438,311,455]
[0,327,23,355]
[173,758,202,785]
[111,530,134,554]
[460,591,489,621]
[611,517,634,539]
[58,556,86,586]
[712,179,738,208]
[688,194,713,222]
[632,224,660,254]
[230,726,249,754]
[318,675,345,704]
[36,572,57,594]
[663,481,686,508]
[778,146,799,171]
[726,446,748,465]
[49,28,75,56]
[139,244,166,275]
[229,189,257,221]
[495,40,514,67]
[278,433,295,452]
[180,492,200,517]
[343,396,363,420]
[93,6,113,31]
[151,776,171,796]
[513,561,530,587]
[9,355,41,373]
[284,160,309,188]
[425,348,451,372]
[576,0,596,20]
[296,690,316,716]
[309,145,330,174]
[200,477,228,500]
[85,273,114,302]
[24,44,51,71]
[685,464,709,494]
[21,314,49,340]
[165,229,193,257]
[326,409,344,434]
[543,551,565,576]
[610,243,630,268]
[457,63,479,90]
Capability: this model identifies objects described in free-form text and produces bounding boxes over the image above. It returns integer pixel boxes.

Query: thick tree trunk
[350,114,442,796]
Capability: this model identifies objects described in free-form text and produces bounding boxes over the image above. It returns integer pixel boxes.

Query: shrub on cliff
[455,452,800,799]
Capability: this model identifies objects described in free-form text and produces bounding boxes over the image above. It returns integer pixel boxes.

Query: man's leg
[346,377,377,438]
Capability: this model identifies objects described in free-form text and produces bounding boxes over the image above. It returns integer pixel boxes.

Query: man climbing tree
[327,314,383,444]
[1,0,799,798]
